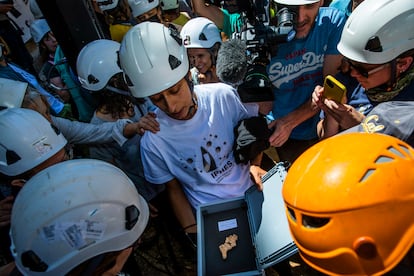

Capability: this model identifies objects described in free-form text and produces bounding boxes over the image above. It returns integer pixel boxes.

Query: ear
[397,56,413,74]
[319,0,325,7]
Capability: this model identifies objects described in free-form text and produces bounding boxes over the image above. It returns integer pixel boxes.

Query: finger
[146,117,160,128]
[267,120,277,130]
[147,111,157,118]
[328,99,340,109]
[144,122,160,133]
[0,202,13,211]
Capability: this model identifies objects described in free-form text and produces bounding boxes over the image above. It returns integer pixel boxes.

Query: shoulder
[194,82,237,97]
[194,83,244,112]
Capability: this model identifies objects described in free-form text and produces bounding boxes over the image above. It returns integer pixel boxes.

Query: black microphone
[216,39,248,86]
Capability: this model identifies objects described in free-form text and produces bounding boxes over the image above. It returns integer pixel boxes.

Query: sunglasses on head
[345,58,389,78]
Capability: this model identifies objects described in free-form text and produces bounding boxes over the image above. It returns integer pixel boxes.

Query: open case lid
[244,162,298,269]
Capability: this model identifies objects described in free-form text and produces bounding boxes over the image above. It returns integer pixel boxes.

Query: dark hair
[66,250,123,276]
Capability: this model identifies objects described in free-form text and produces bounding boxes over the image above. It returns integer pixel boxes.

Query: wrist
[183,223,197,233]
[123,122,140,138]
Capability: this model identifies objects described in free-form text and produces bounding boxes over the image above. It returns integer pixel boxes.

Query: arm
[268,54,342,147]
[0,196,13,228]
[191,0,224,29]
[249,152,266,191]
[317,115,341,139]
[268,98,320,147]
[52,116,131,145]
[313,84,341,139]
[52,115,159,146]
[165,178,197,233]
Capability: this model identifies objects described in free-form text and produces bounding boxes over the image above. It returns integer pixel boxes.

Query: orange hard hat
[282,132,414,276]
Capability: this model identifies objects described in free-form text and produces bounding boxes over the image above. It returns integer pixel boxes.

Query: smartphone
[323,75,346,102]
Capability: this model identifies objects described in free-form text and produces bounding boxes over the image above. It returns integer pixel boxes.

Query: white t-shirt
[141,82,255,208]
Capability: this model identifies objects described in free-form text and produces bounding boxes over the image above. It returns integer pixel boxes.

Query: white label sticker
[83,220,106,239]
[62,223,86,249]
[218,218,237,232]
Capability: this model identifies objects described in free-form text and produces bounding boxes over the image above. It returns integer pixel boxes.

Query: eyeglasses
[345,59,389,78]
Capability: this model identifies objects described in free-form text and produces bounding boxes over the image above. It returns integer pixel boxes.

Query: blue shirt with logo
[268,7,346,140]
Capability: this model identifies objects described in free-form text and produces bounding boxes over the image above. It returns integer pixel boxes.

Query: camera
[233,0,296,50]
[226,0,297,102]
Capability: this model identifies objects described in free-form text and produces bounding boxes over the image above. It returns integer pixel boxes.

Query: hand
[312,84,348,108]
[135,112,160,135]
[0,196,13,228]
[311,85,325,109]
[321,99,364,130]
[197,67,219,84]
[123,112,159,137]
[268,117,294,147]
[250,165,266,192]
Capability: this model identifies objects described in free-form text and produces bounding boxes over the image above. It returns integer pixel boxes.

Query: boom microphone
[216,39,247,86]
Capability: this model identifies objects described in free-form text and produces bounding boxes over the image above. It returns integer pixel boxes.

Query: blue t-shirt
[267,7,346,140]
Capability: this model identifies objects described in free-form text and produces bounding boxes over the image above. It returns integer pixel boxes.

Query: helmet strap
[184,77,197,118]
[188,93,198,118]
[366,60,414,102]
[106,85,132,96]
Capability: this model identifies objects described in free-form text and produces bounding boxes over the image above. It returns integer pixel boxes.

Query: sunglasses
[345,59,389,78]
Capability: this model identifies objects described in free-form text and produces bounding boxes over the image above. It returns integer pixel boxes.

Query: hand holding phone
[323,75,346,103]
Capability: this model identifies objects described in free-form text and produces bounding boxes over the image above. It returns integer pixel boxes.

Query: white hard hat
[273,0,320,5]
[29,0,44,19]
[128,0,159,17]
[10,159,149,276]
[337,0,414,64]
[77,39,122,91]
[96,0,120,11]
[30,19,50,44]
[160,0,178,11]
[119,22,189,97]
[0,108,67,176]
[180,17,222,49]
[0,78,27,108]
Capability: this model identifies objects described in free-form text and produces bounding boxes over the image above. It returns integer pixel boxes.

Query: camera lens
[277,8,295,27]
[326,78,333,88]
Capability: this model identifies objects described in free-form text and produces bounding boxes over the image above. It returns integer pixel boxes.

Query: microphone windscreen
[216,39,247,85]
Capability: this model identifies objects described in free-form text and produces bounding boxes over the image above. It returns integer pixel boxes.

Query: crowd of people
[0,0,413,275]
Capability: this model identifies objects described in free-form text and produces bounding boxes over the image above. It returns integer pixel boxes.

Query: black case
[197,163,298,275]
